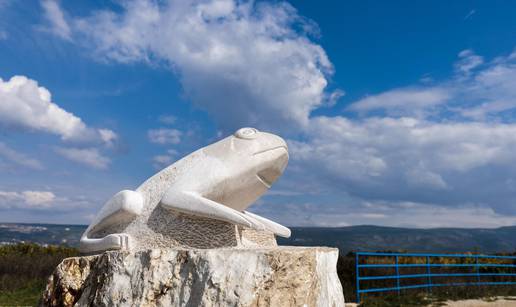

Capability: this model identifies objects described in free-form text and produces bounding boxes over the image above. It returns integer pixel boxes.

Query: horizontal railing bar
[358,284,432,293]
[356,252,516,259]
[358,263,516,268]
[358,281,516,294]
[358,273,516,281]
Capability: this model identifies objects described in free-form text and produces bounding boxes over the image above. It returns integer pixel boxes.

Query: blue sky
[1,0,516,228]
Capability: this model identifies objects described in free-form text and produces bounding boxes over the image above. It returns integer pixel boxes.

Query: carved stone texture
[40,247,345,307]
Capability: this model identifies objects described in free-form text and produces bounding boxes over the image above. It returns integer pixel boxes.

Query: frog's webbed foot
[160,190,291,238]
[80,233,132,253]
[243,210,291,238]
[79,190,143,254]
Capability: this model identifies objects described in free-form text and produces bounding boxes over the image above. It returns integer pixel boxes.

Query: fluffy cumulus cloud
[289,116,516,213]
[53,0,334,132]
[0,75,116,145]
[55,147,110,169]
[285,49,516,219]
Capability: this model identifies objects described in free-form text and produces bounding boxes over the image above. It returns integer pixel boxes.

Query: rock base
[40,247,345,307]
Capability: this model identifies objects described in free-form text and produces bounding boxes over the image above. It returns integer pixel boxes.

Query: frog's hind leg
[79,190,144,254]
[160,190,255,229]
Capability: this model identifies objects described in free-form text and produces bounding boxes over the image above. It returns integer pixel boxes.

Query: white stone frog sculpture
[80,128,290,254]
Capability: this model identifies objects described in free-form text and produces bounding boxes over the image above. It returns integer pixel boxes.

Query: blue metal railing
[355,252,516,303]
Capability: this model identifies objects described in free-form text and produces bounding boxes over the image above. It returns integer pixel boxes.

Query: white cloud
[383,202,516,228]
[152,149,178,169]
[98,129,117,147]
[0,75,116,145]
[0,189,96,214]
[55,147,110,169]
[457,50,516,119]
[63,0,334,132]
[288,116,516,213]
[455,49,483,76]
[260,201,516,228]
[0,190,56,208]
[325,89,345,107]
[148,128,182,145]
[40,0,71,40]
[277,49,516,224]
[0,142,43,170]
[347,49,516,120]
[22,190,55,205]
[348,87,450,116]
[152,155,172,168]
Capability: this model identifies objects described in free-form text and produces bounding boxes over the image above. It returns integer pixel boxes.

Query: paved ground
[345,297,516,306]
[443,297,516,307]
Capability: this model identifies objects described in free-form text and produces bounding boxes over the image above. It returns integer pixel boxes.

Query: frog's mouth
[253,146,288,156]
[255,146,288,188]
[257,172,273,188]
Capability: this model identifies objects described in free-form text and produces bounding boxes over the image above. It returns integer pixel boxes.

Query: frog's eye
[234,127,258,139]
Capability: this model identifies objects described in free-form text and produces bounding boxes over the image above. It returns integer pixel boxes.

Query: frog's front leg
[79,190,143,253]
[80,233,132,253]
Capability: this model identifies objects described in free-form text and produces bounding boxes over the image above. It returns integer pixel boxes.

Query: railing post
[476,255,480,283]
[395,255,400,296]
[426,255,432,294]
[356,252,360,304]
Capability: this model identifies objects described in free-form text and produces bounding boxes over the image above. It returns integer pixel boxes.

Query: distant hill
[278,225,516,254]
[0,223,85,247]
[2,223,515,254]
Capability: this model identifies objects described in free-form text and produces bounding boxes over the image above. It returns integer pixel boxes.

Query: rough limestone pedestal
[42,129,345,306]
[40,246,345,307]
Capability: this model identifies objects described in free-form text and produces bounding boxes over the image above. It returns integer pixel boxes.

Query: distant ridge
[277,225,516,254]
[0,223,86,247]
[1,223,515,253]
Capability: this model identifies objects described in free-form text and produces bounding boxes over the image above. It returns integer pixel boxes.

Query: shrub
[0,243,78,306]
